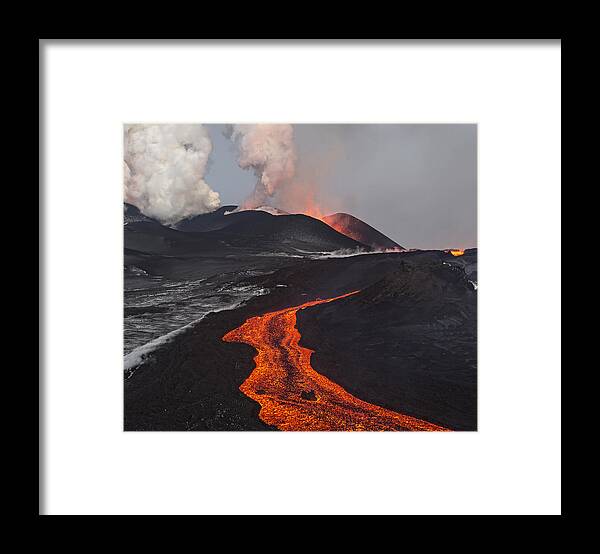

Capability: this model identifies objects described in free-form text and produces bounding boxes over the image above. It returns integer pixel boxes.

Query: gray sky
[205,124,476,250]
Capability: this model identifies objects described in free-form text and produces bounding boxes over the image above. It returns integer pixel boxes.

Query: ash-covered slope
[446,247,478,283]
[124,249,477,431]
[222,212,366,251]
[296,251,477,430]
[174,205,238,232]
[126,203,365,254]
[124,204,369,283]
[323,212,403,250]
[175,206,367,253]
[124,202,160,225]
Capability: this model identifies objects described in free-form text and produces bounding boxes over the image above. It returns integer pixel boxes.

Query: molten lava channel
[223,292,449,431]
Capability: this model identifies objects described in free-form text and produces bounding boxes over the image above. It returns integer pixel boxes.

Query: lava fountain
[450,249,465,257]
[223,291,449,431]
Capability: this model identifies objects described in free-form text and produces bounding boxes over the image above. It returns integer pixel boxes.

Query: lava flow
[223,292,449,431]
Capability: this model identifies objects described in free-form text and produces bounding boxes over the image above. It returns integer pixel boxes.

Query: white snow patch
[124,286,268,374]
[255,247,409,260]
[310,247,407,259]
[124,318,202,372]
[225,205,289,216]
[256,252,304,258]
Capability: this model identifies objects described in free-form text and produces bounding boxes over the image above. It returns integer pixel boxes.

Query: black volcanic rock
[301,390,317,401]
[323,212,403,250]
[124,203,160,225]
[175,207,367,253]
[296,253,477,430]
[221,212,367,252]
[124,247,477,431]
[123,204,372,285]
[174,205,239,232]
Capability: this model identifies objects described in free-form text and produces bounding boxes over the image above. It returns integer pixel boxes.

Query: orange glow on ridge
[450,249,465,257]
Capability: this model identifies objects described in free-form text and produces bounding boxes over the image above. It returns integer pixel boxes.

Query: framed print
[123,123,477,432]
[40,39,561,515]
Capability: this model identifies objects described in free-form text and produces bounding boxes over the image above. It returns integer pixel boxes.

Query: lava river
[223,291,449,431]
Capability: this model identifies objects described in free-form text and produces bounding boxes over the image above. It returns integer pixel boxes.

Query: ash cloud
[124,124,221,224]
[226,124,297,209]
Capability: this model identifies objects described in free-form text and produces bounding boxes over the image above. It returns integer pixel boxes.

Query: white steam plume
[227,124,296,208]
[124,124,220,224]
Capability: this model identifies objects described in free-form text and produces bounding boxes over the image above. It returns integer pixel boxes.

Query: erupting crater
[223,292,449,431]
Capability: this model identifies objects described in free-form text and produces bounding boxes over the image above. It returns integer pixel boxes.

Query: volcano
[176,206,402,251]
[124,201,477,432]
[323,212,403,250]
[174,206,367,252]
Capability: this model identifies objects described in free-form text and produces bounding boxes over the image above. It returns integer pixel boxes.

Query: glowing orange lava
[450,249,465,257]
[299,204,326,222]
[324,218,360,243]
[223,292,449,431]
[298,205,357,243]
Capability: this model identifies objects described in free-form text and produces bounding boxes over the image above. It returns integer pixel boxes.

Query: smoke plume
[124,124,220,223]
[227,124,297,208]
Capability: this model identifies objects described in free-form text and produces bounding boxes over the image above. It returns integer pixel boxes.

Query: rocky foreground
[124,248,477,431]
